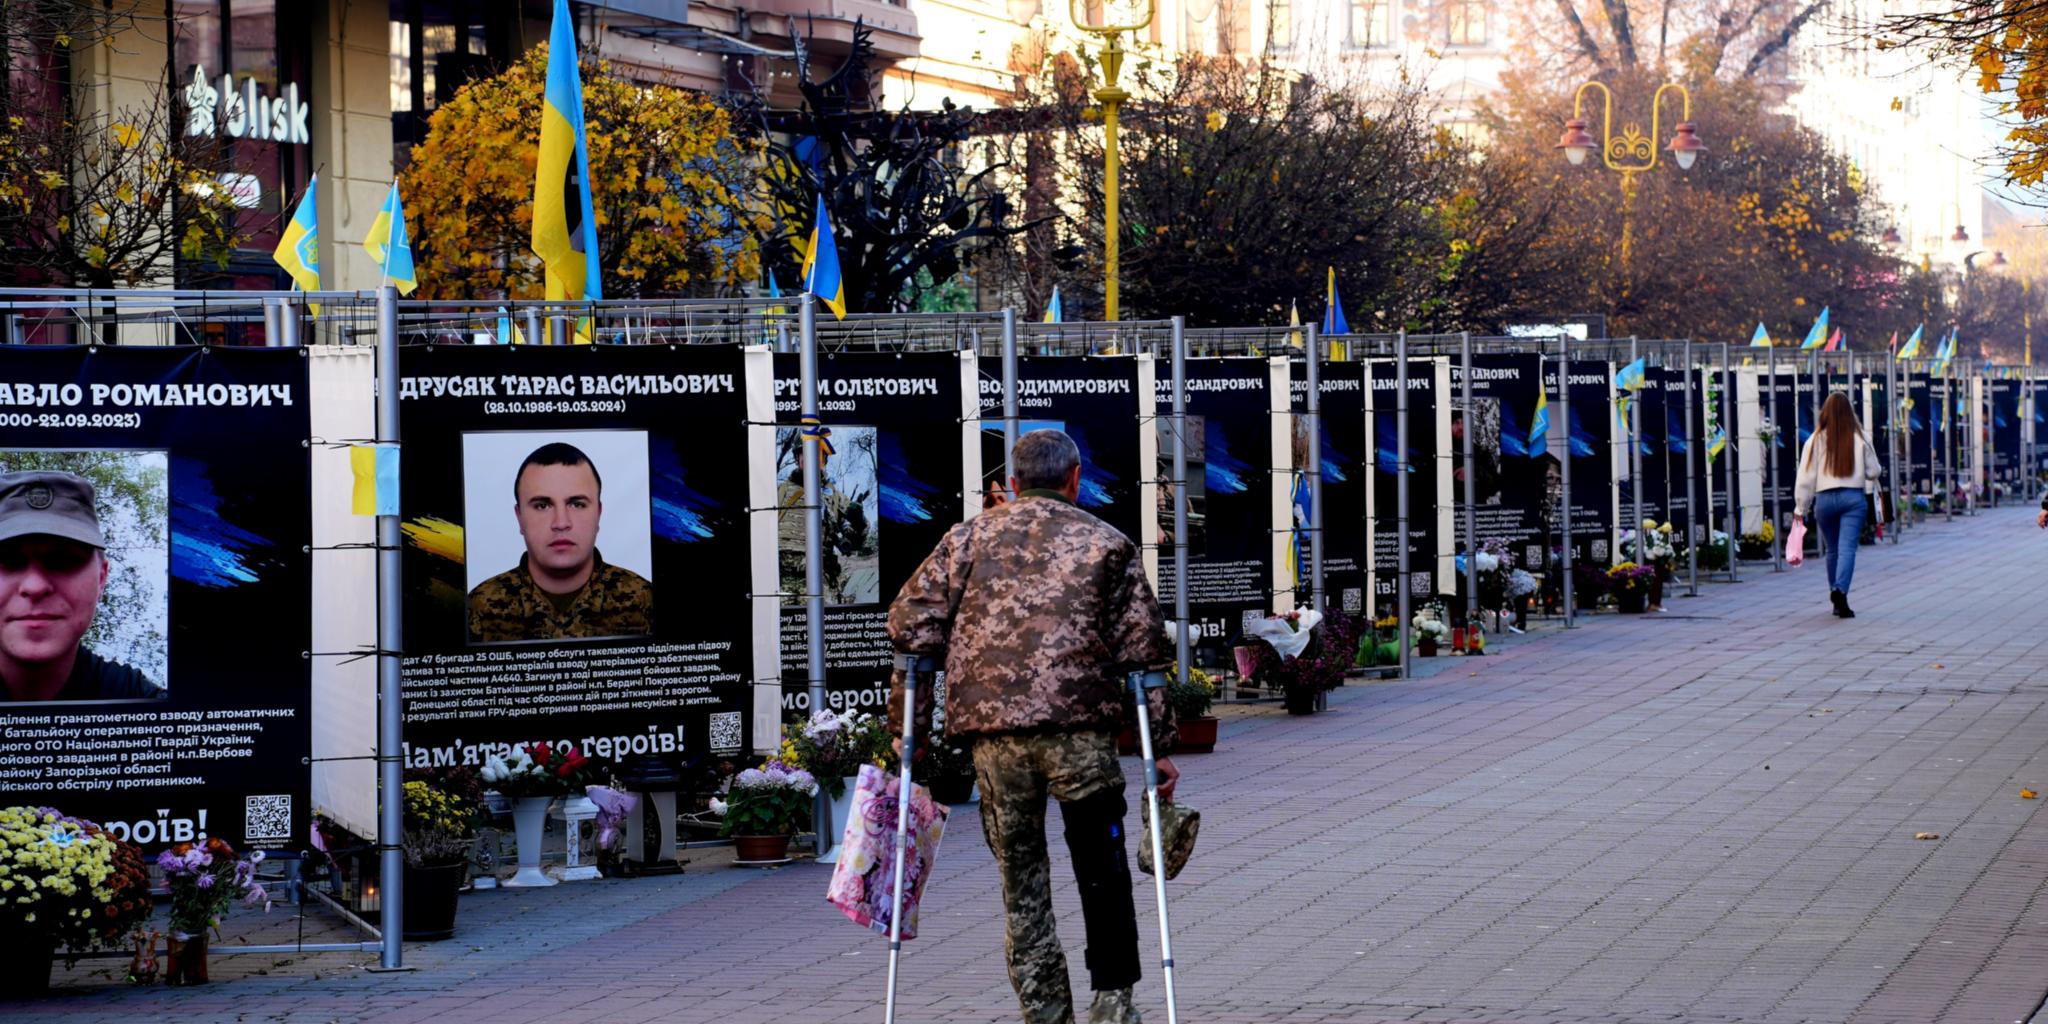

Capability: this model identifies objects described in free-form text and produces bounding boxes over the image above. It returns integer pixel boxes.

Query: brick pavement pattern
[8,506,2048,1024]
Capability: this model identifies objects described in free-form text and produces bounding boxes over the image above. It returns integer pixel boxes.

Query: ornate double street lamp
[1555,81,1707,296]
[1072,0,1156,321]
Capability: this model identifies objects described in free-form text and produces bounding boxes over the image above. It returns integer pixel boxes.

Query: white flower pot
[506,796,558,887]
[816,775,860,864]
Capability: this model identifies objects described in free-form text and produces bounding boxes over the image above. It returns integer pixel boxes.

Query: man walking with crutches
[888,428,1181,1024]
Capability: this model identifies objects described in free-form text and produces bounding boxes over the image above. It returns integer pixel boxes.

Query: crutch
[1128,669,1180,1024]
[884,651,940,1024]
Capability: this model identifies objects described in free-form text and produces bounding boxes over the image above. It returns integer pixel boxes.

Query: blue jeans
[1814,488,1867,594]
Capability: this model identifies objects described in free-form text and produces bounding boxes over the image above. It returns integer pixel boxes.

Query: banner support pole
[1396,331,1411,678]
[373,286,406,973]
[1768,349,1784,571]
[1887,349,1901,545]
[1002,309,1020,492]
[1459,332,1477,624]
[799,294,829,845]
[1170,317,1190,695]
[1307,323,1325,615]
[1559,336,1575,628]
[1629,337,1644,565]
[1683,339,1698,596]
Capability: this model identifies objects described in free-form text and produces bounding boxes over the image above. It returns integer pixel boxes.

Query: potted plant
[1412,601,1449,656]
[156,837,273,985]
[1245,610,1361,713]
[712,761,819,862]
[1168,664,1219,753]
[1505,569,1539,631]
[1737,520,1775,561]
[1605,561,1657,613]
[399,776,478,940]
[0,807,153,995]
[481,741,596,888]
[785,709,893,863]
[1571,561,1610,611]
[1630,520,1677,610]
[1692,530,1732,571]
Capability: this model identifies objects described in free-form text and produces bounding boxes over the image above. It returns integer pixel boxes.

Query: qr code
[1592,540,1610,560]
[1409,574,1433,596]
[1239,610,1262,635]
[1342,588,1362,614]
[1525,545,1544,568]
[245,795,292,841]
[708,711,743,753]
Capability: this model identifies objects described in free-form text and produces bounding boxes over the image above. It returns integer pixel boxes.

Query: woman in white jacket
[1793,392,1883,618]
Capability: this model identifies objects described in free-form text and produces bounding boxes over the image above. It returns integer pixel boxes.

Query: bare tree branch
[1599,0,1640,66]
[1552,0,1612,71]
[1742,1,1829,79]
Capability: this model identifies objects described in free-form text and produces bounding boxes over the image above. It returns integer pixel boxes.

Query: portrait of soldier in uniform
[467,442,653,642]
[0,470,163,702]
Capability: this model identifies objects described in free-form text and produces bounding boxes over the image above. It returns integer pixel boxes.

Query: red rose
[532,742,552,764]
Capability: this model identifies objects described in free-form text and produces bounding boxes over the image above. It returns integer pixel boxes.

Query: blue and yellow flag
[1528,385,1550,454]
[1749,322,1771,347]
[364,180,417,295]
[532,0,601,337]
[1707,425,1728,463]
[802,192,846,319]
[1323,267,1350,336]
[1898,324,1924,359]
[1799,307,1831,350]
[1044,285,1062,324]
[1935,330,1957,374]
[272,173,320,294]
[1614,357,1646,391]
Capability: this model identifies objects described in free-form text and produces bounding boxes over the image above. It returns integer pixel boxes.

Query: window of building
[1446,0,1487,46]
[1350,0,1391,49]
[389,0,515,171]
[1268,0,1292,51]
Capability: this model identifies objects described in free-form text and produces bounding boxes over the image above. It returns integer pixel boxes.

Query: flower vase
[817,775,860,864]
[506,795,559,887]
[1616,588,1647,614]
[1418,638,1438,658]
[3,937,53,995]
[1282,686,1318,715]
[1514,600,1528,631]
[733,834,792,862]
[165,931,209,986]
[1648,574,1665,611]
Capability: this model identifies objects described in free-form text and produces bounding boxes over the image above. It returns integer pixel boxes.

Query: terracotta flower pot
[1176,715,1219,753]
[732,834,791,862]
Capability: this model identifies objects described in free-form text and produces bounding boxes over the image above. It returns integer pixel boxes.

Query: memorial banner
[1453,353,1546,572]
[1622,366,1672,531]
[398,344,771,769]
[1290,360,1368,615]
[1557,363,1618,565]
[1905,375,1933,493]
[1366,359,1453,608]
[1156,358,1286,646]
[977,356,1148,551]
[1704,367,1732,531]
[0,347,309,851]
[774,351,978,710]
[1991,378,2021,485]
[1763,367,1799,514]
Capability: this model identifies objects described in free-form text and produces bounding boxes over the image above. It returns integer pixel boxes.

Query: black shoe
[1831,590,1855,618]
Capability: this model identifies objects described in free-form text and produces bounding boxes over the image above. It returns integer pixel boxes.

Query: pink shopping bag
[826,763,949,940]
[1785,518,1806,566]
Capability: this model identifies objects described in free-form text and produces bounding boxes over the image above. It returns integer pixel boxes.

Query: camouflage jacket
[467,552,653,642]
[887,490,1176,752]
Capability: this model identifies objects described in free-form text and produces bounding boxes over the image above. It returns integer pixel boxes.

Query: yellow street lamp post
[1554,81,1706,298]
[1072,0,1155,321]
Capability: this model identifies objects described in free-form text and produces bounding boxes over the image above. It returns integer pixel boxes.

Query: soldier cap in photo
[0,470,162,702]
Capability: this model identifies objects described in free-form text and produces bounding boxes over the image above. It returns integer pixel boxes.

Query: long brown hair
[1810,392,1862,476]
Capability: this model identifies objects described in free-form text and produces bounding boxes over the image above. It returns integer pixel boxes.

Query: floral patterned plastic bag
[825,763,949,939]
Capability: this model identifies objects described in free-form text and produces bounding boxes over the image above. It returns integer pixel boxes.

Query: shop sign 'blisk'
[182,65,310,146]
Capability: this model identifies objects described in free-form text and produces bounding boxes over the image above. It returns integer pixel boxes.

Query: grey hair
[1013,429,1081,491]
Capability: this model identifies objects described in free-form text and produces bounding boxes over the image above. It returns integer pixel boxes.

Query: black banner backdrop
[1763,369,1799,515]
[1704,368,1732,530]
[1906,375,1933,492]
[1655,367,1706,545]
[1455,353,1546,571]
[774,351,972,709]
[1562,364,1617,564]
[1624,366,1672,531]
[398,345,759,770]
[1991,378,2021,485]
[1290,360,1369,615]
[0,347,309,851]
[1368,359,1448,605]
[979,356,1146,547]
[1157,358,1280,646]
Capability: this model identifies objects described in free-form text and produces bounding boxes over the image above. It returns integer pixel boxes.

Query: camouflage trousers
[973,729,1141,1024]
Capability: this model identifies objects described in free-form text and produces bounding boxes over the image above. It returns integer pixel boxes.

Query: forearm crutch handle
[1127,669,1180,1024]
[883,651,941,1024]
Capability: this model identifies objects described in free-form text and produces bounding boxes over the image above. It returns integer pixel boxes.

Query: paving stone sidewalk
[9,506,2048,1024]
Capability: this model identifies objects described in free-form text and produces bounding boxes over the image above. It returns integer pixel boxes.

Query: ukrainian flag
[1528,385,1550,454]
[802,192,846,318]
[1614,357,1646,391]
[1898,324,1924,359]
[1749,323,1771,347]
[364,180,416,295]
[1707,425,1728,463]
[1044,285,1062,324]
[1935,331,1956,374]
[272,174,320,294]
[1323,267,1350,336]
[531,0,601,335]
[1799,307,1830,350]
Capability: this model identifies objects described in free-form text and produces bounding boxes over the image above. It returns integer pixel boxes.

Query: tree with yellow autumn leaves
[401,45,759,300]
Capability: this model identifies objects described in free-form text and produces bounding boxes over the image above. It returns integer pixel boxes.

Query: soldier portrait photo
[462,432,655,643]
[0,464,166,703]
[775,422,879,606]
